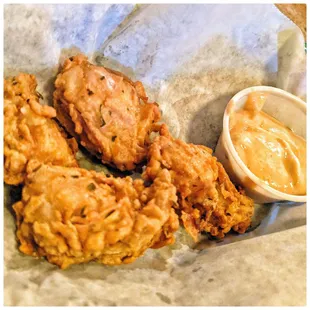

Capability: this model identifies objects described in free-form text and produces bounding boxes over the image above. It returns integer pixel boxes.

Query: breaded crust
[4,73,78,185]
[143,125,254,241]
[13,161,179,269]
[54,54,161,171]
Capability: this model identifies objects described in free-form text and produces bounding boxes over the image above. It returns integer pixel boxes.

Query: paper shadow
[187,93,234,149]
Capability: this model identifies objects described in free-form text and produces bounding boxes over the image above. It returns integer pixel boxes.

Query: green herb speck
[32,164,42,173]
[87,183,96,191]
[36,91,44,100]
[105,210,115,218]
[80,206,86,217]
[100,104,106,126]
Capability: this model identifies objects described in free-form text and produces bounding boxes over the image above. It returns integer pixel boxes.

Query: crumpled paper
[4,3,306,306]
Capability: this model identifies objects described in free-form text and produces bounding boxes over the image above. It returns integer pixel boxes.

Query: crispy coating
[4,74,78,185]
[143,125,254,241]
[53,54,161,171]
[13,161,179,269]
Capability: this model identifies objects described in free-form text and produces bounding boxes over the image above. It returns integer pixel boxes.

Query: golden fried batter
[13,161,179,269]
[143,125,254,241]
[53,54,161,171]
[4,74,78,185]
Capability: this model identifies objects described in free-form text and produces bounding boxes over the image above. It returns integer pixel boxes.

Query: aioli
[229,92,306,195]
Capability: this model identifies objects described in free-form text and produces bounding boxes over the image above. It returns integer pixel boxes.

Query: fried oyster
[143,125,254,241]
[13,161,179,269]
[53,54,161,171]
[4,73,78,185]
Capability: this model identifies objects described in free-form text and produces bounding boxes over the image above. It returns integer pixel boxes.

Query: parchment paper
[3,4,306,306]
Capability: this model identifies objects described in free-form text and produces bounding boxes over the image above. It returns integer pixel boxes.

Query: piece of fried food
[143,125,254,241]
[13,161,179,269]
[4,74,78,185]
[53,54,161,171]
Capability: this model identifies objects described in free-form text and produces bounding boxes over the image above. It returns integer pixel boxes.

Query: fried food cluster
[5,57,255,269]
[4,74,78,185]
[143,125,254,241]
[13,161,179,269]
[54,54,161,171]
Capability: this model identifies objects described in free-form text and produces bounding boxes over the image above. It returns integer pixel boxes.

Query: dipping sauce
[229,92,306,195]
